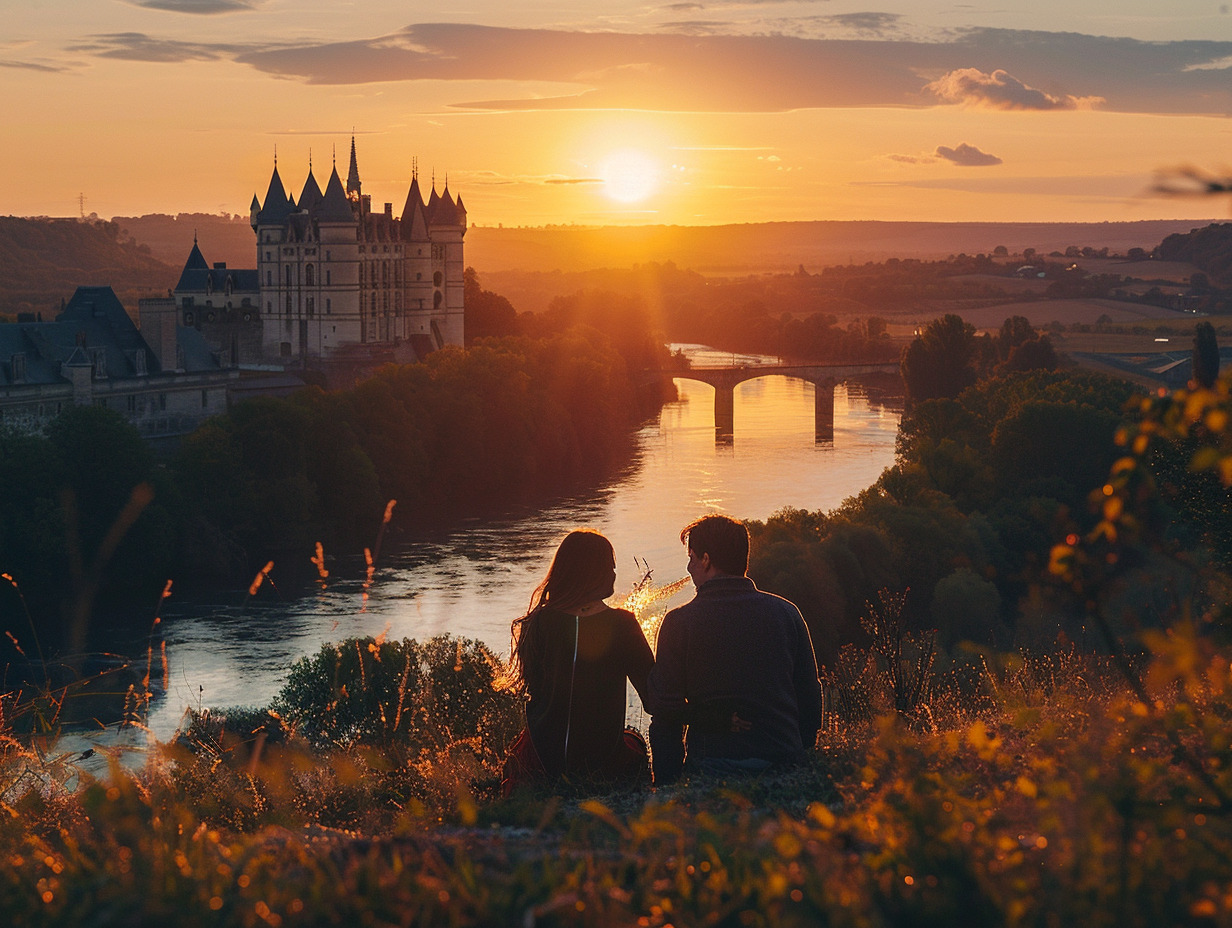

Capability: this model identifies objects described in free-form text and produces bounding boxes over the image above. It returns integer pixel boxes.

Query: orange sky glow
[3,1,1231,227]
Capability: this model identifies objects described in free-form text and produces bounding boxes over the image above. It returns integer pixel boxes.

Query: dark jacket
[524,605,654,778]
[648,576,822,783]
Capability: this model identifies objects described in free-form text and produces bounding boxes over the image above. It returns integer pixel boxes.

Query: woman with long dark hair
[502,529,655,791]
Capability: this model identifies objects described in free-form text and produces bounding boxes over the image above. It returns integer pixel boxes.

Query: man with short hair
[649,514,822,784]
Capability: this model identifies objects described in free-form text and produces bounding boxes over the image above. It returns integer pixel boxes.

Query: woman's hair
[503,529,616,694]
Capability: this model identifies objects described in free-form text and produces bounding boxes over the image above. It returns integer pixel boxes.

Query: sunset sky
[4,0,1231,227]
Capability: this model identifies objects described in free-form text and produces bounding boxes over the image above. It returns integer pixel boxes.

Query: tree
[463,267,518,343]
[1193,321,1220,389]
[900,314,979,402]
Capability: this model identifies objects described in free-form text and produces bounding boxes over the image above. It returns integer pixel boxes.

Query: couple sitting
[502,514,822,792]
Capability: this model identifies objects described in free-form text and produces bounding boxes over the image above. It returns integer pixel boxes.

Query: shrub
[271,634,521,768]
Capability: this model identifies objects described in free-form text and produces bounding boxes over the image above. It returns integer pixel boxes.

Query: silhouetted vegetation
[0,217,173,319]
[1,325,669,649]
[1156,222,1232,281]
[747,359,1190,667]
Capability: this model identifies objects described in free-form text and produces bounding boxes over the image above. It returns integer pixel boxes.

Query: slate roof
[0,286,221,387]
[318,166,355,223]
[257,165,293,225]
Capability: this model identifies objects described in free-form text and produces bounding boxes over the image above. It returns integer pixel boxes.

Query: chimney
[138,297,179,372]
[384,202,393,219]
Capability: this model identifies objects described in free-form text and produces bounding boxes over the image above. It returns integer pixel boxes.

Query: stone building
[174,138,466,379]
[0,286,236,440]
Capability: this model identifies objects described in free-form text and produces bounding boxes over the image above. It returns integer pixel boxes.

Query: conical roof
[432,186,458,226]
[299,171,323,213]
[257,165,292,224]
[175,238,210,290]
[400,175,429,241]
[426,184,441,223]
[318,166,355,223]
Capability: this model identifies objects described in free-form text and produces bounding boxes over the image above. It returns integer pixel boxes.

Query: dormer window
[10,353,26,383]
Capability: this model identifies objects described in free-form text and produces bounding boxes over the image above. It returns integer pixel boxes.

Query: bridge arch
[661,362,899,442]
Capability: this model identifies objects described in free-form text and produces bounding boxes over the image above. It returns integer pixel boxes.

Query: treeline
[1156,222,1232,282]
[480,262,900,363]
[0,325,670,651]
[0,217,174,319]
[746,315,1221,668]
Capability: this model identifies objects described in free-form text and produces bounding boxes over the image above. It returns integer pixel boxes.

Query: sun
[598,149,661,203]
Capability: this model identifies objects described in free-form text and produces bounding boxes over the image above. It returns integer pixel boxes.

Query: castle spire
[346,132,361,200]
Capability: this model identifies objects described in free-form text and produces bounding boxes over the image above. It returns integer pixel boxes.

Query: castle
[174,138,466,378]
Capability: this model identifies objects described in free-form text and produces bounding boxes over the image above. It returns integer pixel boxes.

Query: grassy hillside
[0,217,176,319]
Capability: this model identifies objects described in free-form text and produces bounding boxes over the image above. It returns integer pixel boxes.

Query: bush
[271,634,521,768]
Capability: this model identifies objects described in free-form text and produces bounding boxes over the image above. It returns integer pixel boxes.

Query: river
[80,346,901,753]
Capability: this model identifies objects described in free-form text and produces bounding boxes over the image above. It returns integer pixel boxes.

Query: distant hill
[466,219,1222,275]
[0,217,176,319]
[1155,223,1232,283]
[113,213,255,270]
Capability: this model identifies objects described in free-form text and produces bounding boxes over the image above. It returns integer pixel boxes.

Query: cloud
[69,32,241,62]
[887,153,933,164]
[68,24,1232,116]
[818,12,902,36]
[935,143,1003,167]
[0,59,74,73]
[926,68,1103,110]
[544,177,602,185]
[125,0,266,12]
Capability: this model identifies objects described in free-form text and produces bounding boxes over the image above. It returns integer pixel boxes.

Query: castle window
[325,270,331,285]
[286,293,292,314]
[305,264,315,286]
[11,353,26,382]
[127,395,136,413]
[326,298,331,313]
[359,264,364,285]
[325,251,330,261]
[383,262,389,285]
[158,393,167,411]
[285,266,293,287]
[433,291,443,308]
[416,272,422,281]
[265,251,271,261]
[433,271,443,287]
[266,271,272,286]
[182,297,193,308]
[265,301,272,314]
[307,297,315,317]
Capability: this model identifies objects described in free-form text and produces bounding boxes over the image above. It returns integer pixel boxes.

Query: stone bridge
[652,362,900,442]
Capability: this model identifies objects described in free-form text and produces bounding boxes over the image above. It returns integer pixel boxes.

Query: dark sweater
[523,606,654,779]
[648,576,822,783]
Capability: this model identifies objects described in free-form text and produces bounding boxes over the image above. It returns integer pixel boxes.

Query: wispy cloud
[816,12,902,36]
[0,59,74,73]
[125,0,267,12]
[69,32,242,62]
[67,24,1232,116]
[936,143,1003,166]
[927,68,1103,110]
